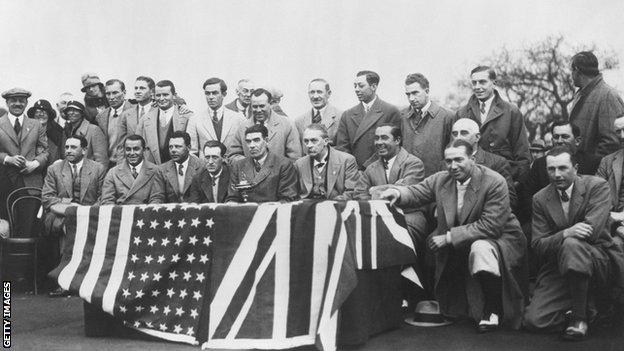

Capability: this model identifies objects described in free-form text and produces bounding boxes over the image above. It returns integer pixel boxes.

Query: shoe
[48,287,71,298]
[477,313,500,333]
[562,320,588,341]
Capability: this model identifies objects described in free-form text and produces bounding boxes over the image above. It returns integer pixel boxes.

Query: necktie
[14,118,21,136]
[178,163,184,176]
[479,102,486,115]
[131,166,138,179]
[72,164,78,178]
[139,106,145,118]
[312,109,321,124]
[113,109,118,118]
[316,162,325,170]
[364,105,370,114]
[560,190,570,202]
[212,110,218,123]
[381,158,389,170]
[254,160,262,172]
[210,175,217,187]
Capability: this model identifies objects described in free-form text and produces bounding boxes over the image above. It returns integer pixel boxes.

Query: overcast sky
[1,0,623,116]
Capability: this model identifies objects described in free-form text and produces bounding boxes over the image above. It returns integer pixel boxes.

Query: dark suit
[187,165,230,203]
[100,160,162,205]
[335,97,401,168]
[294,147,358,200]
[527,150,601,197]
[152,154,204,203]
[525,176,624,330]
[226,152,299,203]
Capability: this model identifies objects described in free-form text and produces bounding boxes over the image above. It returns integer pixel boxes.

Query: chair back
[6,187,42,239]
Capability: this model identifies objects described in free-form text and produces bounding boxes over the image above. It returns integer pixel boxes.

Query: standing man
[379,140,527,332]
[226,125,298,203]
[569,51,624,158]
[80,73,108,123]
[136,80,191,165]
[61,101,108,168]
[119,76,155,149]
[524,146,624,340]
[336,70,401,169]
[187,77,245,158]
[455,66,531,183]
[295,124,358,200]
[95,79,134,167]
[100,135,162,205]
[152,131,204,203]
[596,115,624,235]
[225,78,254,118]
[294,78,342,150]
[401,73,454,177]
[188,140,230,203]
[230,88,301,160]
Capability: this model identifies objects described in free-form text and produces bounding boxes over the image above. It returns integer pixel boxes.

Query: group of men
[2,50,624,341]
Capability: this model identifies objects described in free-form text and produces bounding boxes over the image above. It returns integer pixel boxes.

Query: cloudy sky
[1,0,623,115]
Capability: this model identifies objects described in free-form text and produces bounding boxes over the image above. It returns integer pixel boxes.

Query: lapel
[481,93,504,128]
[172,108,187,131]
[468,97,481,122]
[567,178,585,225]
[203,108,218,140]
[144,109,161,164]
[439,175,458,228]
[266,112,279,142]
[220,109,237,141]
[458,167,482,224]
[387,149,407,184]
[217,166,230,202]
[61,161,74,196]
[164,161,180,194]
[300,156,314,194]
[117,162,137,192]
[183,155,202,194]
[354,98,384,143]
[99,107,112,133]
[612,150,624,195]
[20,117,35,143]
[127,162,154,198]
[322,105,337,130]
[74,119,89,137]
[252,153,275,185]
[0,115,19,145]
[543,184,569,229]
[326,149,341,194]
[79,160,95,202]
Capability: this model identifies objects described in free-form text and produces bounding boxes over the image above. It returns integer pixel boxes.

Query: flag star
[174,236,183,246]
[133,237,142,245]
[191,218,201,227]
[166,288,175,298]
[147,237,156,246]
[171,254,180,263]
[135,305,144,312]
[151,289,160,297]
[161,238,170,247]
[163,220,172,229]
[145,321,153,328]
[136,219,145,229]
[179,289,188,299]
[153,272,162,281]
[183,271,192,281]
[163,305,171,315]
[206,218,214,227]
[164,203,177,212]
[144,255,153,264]
[195,273,205,282]
[193,290,202,301]
[150,220,159,229]
[157,255,166,264]
[140,272,149,282]
[173,324,182,334]
[199,254,209,264]
[119,305,127,313]
[189,236,198,245]
[159,323,167,331]
[127,271,135,280]
[190,308,198,319]
[150,305,159,314]
[178,219,186,228]
[134,321,141,328]
[135,290,144,299]
[186,327,195,336]
[122,289,130,298]
[186,253,196,263]
[175,307,185,316]
[131,254,139,263]
[203,236,212,247]
[169,271,178,280]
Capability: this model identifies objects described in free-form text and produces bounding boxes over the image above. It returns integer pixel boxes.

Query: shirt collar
[208,105,224,118]
[110,101,125,117]
[362,96,377,111]
[456,177,471,187]
[561,182,574,199]
[236,99,247,112]
[128,160,143,174]
[70,158,84,171]
[479,94,495,113]
[210,168,223,180]
[175,156,190,170]
[256,153,268,166]
[313,105,327,116]
[313,147,330,166]
[383,154,397,171]
[7,113,23,125]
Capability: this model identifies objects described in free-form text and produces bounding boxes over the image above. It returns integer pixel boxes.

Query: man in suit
[117,76,156,161]
[294,78,342,150]
[401,73,454,177]
[455,66,531,183]
[596,115,624,237]
[0,88,48,220]
[225,78,254,118]
[61,101,108,168]
[226,124,298,203]
[95,79,135,167]
[100,134,162,205]
[152,131,203,203]
[524,146,624,340]
[41,135,106,296]
[187,77,245,159]
[569,51,624,158]
[188,140,230,203]
[230,88,301,160]
[136,80,191,165]
[295,124,358,200]
[379,139,528,332]
[336,70,402,169]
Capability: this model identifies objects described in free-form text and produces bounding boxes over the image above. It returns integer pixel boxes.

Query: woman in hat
[27,99,64,172]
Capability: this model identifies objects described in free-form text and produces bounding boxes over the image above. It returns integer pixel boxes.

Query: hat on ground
[27,99,57,120]
[64,100,86,114]
[404,300,453,327]
[529,139,546,151]
[80,73,103,92]
[2,87,32,99]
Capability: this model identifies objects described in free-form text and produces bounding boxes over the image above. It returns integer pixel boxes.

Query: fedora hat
[404,300,453,327]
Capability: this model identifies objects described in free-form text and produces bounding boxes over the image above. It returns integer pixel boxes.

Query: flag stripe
[91,206,123,307]
[371,201,416,255]
[58,205,92,290]
[273,204,291,338]
[79,205,113,302]
[370,203,378,270]
[352,202,363,268]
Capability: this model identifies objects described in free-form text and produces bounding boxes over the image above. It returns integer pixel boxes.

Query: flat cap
[65,100,86,113]
[2,87,32,99]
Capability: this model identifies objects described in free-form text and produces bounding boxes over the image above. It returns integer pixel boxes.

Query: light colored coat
[100,160,162,205]
[230,110,301,160]
[135,107,191,165]
[152,154,204,203]
[294,147,358,200]
[94,102,136,163]
[186,107,245,158]
[294,104,342,152]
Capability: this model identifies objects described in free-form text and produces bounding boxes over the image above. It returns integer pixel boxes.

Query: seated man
[226,124,298,203]
[379,140,527,332]
[41,134,106,297]
[152,131,204,203]
[525,145,624,340]
[100,134,162,205]
[295,124,358,200]
[596,115,624,238]
[188,140,230,203]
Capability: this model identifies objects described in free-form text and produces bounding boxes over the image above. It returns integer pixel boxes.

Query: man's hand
[20,160,39,174]
[5,155,26,168]
[427,234,448,253]
[563,222,593,240]
[378,188,401,206]
[178,104,192,114]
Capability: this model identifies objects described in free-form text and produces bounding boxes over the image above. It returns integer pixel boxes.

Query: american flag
[51,201,416,350]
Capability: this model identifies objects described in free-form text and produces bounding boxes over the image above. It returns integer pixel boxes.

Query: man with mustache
[294,78,342,152]
[225,78,255,119]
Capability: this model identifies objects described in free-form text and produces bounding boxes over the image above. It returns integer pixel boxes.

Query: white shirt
[313,150,329,172]
[560,183,574,218]
[69,158,84,176]
[362,96,377,113]
[456,177,472,213]
[128,160,143,176]
[159,106,175,127]
[175,157,190,194]
[208,105,224,121]
[256,153,268,167]
[109,102,125,118]
[312,105,327,119]
[384,155,397,180]
[479,95,495,124]
[210,168,223,202]
[6,113,24,131]
[419,100,432,115]
[138,103,152,117]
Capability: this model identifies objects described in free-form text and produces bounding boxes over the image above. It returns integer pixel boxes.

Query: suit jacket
[0,112,48,187]
[225,152,299,203]
[400,102,454,177]
[474,147,518,208]
[118,104,149,139]
[152,154,204,203]
[136,107,191,164]
[224,99,249,118]
[294,147,358,200]
[186,107,245,158]
[230,111,302,160]
[95,101,135,163]
[63,119,109,168]
[596,148,624,210]
[335,97,401,168]
[397,165,527,328]
[455,90,531,181]
[187,165,230,203]
[100,160,162,205]
[570,75,624,157]
[528,150,601,197]
[294,104,342,152]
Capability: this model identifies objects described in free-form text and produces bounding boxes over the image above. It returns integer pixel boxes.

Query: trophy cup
[234,174,254,203]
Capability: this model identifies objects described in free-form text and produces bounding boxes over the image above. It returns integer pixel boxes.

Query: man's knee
[558,237,593,275]
[469,240,500,276]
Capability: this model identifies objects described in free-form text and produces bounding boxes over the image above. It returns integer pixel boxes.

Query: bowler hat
[27,99,57,120]
[404,300,453,327]
[1,87,32,99]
